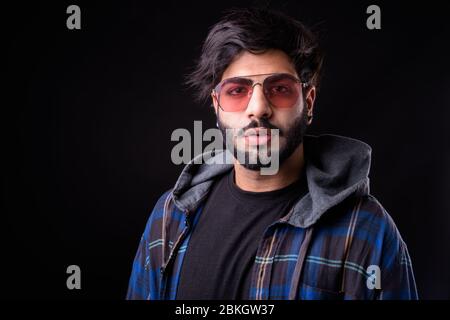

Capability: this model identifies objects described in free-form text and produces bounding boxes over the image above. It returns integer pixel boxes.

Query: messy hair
[185,7,324,104]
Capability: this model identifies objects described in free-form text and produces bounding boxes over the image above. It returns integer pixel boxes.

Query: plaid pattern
[127,189,418,300]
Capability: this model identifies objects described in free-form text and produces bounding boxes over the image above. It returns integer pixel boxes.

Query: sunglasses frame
[212,72,308,112]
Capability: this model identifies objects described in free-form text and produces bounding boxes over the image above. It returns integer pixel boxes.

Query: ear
[211,91,219,114]
[304,86,316,125]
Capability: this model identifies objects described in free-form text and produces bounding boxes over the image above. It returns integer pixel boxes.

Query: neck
[234,144,305,192]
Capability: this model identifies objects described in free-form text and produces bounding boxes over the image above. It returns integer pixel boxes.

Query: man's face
[212,49,316,170]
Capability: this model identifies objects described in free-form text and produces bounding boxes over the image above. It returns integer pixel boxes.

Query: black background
[3,0,450,299]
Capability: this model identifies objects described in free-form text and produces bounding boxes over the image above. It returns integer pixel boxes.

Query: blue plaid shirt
[126,135,418,300]
[126,190,417,300]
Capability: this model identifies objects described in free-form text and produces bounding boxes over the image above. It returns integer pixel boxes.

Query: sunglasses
[212,73,307,112]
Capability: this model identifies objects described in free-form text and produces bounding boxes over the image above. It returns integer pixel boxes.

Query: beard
[217,106,309,171]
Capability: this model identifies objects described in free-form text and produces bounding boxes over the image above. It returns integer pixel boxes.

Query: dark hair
[185,7,324,104]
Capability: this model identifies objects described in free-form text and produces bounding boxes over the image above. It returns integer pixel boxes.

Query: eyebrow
[224,72,292,79]
[222,72,300,82]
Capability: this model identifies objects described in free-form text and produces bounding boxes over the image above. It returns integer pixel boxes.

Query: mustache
[238,119,282,136]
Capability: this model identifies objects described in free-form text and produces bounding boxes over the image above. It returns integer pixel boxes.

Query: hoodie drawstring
[288,227,314,300]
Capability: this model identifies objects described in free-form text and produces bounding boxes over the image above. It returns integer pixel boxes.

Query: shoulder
[141,188,173,240]
[342,194,410,268]
[321,194,409,260]
[357,195,406,246]
[152,188,174,215]
[323,194,400,235]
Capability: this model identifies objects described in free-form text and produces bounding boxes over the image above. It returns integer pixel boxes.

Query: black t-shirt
[176,168,308,300]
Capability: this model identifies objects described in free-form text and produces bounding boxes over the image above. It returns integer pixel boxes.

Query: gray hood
[171,134,372,228]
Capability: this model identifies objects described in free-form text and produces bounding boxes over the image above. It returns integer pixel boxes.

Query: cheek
[273,107,303,132]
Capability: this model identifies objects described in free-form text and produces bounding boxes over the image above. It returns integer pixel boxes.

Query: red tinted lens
[217,78,253,112]
[263,74,301,108]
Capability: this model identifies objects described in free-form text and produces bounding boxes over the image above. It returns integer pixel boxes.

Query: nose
[244,83,273,119]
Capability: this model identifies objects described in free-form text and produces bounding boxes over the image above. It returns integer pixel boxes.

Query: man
[126,7,418,300]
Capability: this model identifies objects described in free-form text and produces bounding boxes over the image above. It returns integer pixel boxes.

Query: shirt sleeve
[126,189,172,300]
[126,234,152,300]
[377,237,419,300]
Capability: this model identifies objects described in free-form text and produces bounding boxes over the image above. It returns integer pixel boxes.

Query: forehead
[221,49,298,80]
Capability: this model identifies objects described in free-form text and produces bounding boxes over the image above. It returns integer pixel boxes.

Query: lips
[243,128,272,145]
[244,127,272,137]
